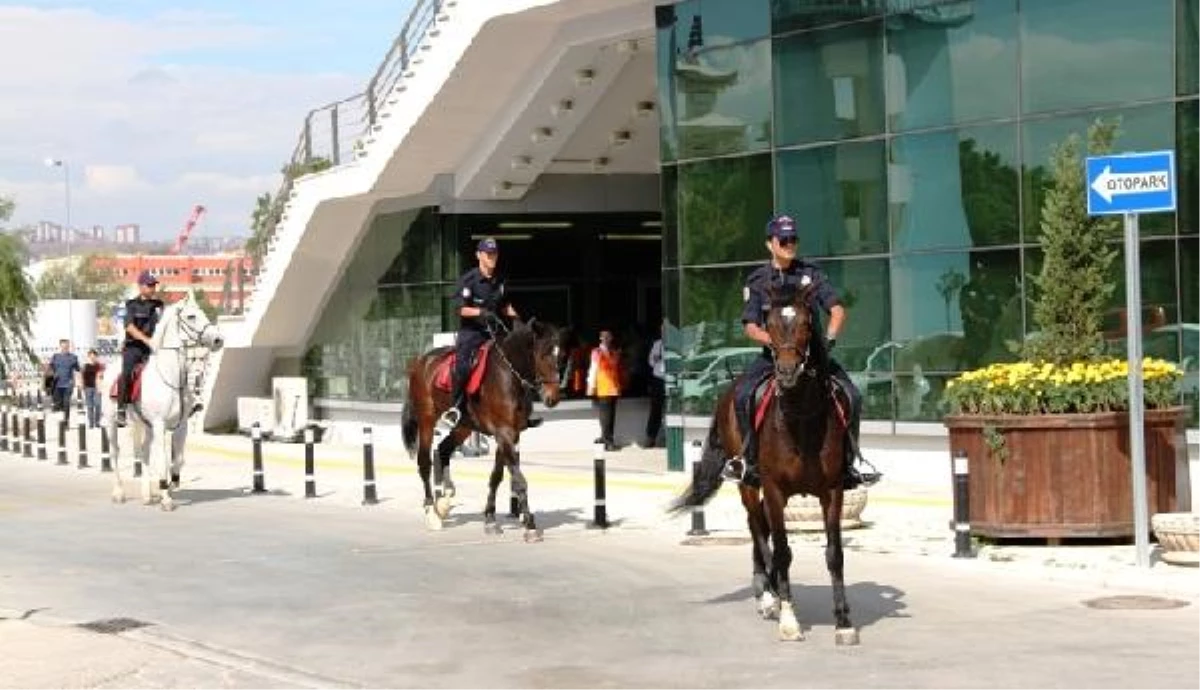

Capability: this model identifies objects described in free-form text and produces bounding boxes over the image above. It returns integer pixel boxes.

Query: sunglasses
[776,236,797,246]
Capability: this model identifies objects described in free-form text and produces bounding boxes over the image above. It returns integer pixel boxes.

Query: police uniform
[119,285,164,408]
[449,265,510,413]
[729,218,869,487]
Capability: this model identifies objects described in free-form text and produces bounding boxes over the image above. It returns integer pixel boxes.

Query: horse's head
[526,318,568,408]
[764,282,815,388]
[159,291,224,352]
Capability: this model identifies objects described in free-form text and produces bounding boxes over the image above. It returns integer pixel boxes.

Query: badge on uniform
[743,286,750,302]
[800,275,812,287]
[462,287,471,298]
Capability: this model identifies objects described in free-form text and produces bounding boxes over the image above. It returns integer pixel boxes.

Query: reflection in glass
[1181,0,1199,96]
[1179,100,1198,237]
[775,141,887,257]
[661,165,680,267]
[890,125,1019,251]
[818,256,891,374]
[1021,104,1178,240]
[886,0,1017,131]
[773,19,885,146]
[672,39,773,159]
[1020,0,1174,114]
[896,373,952,422]
[678,264,759,415]
[678,154,774,266]
[697,0,770,43]
[771,0,883,34]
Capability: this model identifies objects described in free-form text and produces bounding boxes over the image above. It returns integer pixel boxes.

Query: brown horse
[402,318,568,541]
[671,283,859,644]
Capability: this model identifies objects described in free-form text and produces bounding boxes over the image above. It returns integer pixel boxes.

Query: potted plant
[942,118,1188,539]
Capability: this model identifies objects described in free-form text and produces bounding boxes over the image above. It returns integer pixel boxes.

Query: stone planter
[1151,512,1199,567]
[944,407,1186,539]
[784,488,869,532]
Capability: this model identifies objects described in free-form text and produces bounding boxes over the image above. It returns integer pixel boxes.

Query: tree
[193,289,219,321]
[35,253,126,314]
[1023,118,1121,364]
[0,198,39,376]
[936,267,966,332]
[244,192,274,268]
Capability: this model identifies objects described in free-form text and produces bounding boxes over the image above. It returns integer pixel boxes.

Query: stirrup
[721,457,747,484]
[115,408,128,428]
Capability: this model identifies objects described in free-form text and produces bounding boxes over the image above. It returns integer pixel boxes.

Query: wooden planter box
[943,407,1187,539]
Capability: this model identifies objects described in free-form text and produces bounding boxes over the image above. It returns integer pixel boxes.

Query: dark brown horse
[402,318,568,541]
[671,283,859,644]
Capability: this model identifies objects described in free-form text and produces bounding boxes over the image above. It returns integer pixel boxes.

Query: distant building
[93,252,256,311]
[113,223,140,244]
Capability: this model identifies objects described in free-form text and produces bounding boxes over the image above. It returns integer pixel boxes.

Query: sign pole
[1122,212,1150,568]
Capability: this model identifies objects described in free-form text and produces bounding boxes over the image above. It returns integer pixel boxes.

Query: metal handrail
[252,0,447,277]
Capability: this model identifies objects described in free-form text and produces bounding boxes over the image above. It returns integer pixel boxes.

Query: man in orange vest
[587,329,622,451]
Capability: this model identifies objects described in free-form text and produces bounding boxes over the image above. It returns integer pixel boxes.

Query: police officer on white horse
[116,271,164,428]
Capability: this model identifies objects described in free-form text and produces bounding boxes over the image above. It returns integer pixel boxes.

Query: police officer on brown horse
[436,237,541,437]
[723,213,880,489]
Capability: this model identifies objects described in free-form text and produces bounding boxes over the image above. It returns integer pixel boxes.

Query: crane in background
[169,204,207,255]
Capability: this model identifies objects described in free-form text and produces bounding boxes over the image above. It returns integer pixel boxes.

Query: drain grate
[77,617,153,634]
[1081,595,1191,611]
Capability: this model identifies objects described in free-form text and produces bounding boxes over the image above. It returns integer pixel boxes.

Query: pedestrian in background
[46,339,80,424]
[588,329,623,452]
[82,349,104,429]
[642,319,665,448]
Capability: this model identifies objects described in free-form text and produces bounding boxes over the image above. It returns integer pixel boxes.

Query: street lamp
[44,157,74,342]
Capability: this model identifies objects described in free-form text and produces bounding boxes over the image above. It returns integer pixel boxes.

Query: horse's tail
[667,414,729,514]
[401,359,420,456]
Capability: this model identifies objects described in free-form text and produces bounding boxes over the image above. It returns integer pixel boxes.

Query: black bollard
[77,421,89,469]
[362,426,378,506]
[22,413,32,458]
[1,404,8,453]
[36,411,46,461]
[303,427,317,499]
[686,440,709,537]
[952,449,973,559]
[588,440,608,530]
[56,419,67,465]
[100,427,112,473]
[251,422,266,494]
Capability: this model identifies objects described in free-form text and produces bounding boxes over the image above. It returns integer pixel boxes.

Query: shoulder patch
[743,286,750,302]
[462,286,471,298]
[800,275,812,286]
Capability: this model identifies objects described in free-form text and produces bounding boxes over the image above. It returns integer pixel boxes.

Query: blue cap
[477,237,499,253]
[765,214,797,239]
[137,270,158,286]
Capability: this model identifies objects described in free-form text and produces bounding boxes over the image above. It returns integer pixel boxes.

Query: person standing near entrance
[46,339,80,424]
[588,329,623,452]
[82,349,104,428]
[642,320,666,448]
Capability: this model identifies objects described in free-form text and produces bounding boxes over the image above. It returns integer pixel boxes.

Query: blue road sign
[1086,150,1176,216]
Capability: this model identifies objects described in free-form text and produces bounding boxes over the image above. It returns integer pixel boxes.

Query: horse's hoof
[444,484,456,499]
[834,628,860,646]
[778,620,805,642]
[434,496,452,520]
[424,507,443,531]
[111,493,125,505]
[484,522,503,536]
[757,593,780,620]
[523,528,544,543]
[160,500,176,512]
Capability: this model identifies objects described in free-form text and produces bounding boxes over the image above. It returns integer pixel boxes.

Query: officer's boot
[722,389,756,484]
[842,405,881,490]
[436,377,466,439]
[115,376,129,428]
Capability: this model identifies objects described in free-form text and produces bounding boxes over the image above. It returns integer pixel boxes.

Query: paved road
[1,457,1197,689]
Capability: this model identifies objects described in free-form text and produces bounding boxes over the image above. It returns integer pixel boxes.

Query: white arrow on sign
[1090,166,1171,203]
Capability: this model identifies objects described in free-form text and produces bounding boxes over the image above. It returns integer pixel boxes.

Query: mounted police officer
[722,213,880,489]
[435,237,541,436]
[115,270,164,427]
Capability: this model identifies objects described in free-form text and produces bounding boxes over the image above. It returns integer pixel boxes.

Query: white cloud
[0,6,363,239]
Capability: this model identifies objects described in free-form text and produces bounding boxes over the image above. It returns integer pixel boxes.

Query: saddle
[433,343,493,395]
[743,374,853,433]
[108,363,145,402]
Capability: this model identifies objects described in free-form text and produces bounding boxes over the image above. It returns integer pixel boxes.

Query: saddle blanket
[433,343,492,394]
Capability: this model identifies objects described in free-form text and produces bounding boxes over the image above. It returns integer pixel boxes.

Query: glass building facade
[657,0,1199,424]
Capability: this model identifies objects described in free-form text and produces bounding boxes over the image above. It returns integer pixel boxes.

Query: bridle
[146,303,219,429]
[769,305,816,383]
[484,315,562,393]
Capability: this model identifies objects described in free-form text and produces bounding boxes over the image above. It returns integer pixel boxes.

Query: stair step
[404,70,416,79]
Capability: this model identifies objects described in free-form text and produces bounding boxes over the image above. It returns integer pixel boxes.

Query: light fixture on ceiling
[497,221,573,229]
[591,156,611,172]
[472,233,533,241]
[530,126,555,143]
[574,68,595,87]
[550,99,575,117]
[609,129,633,147]
[641,219,662,228]
[616,39,640,55]
[492,181,522,197]
[511,155,533,170]
[633,100,656,118]
[600,233,661,241]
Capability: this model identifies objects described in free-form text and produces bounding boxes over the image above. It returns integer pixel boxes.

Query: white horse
[99,291,224,510]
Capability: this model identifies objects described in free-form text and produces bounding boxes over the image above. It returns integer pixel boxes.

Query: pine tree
[1023,118,1121,365]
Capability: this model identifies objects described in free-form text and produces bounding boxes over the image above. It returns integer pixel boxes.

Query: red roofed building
[94,253,256,310]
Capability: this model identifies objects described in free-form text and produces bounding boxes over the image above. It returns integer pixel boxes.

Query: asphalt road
[1,459,1197,689]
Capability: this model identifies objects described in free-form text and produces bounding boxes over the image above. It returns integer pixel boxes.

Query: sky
[0,0,415,240]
